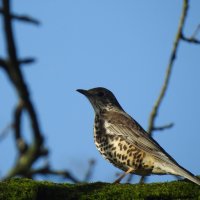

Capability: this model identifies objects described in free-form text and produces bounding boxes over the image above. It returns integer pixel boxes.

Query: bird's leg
[113,168,134,184]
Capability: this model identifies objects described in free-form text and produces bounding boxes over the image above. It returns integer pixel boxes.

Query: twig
[126,174,134,183]
[0,124,13,141]
[0,57,35,69]
[181,24,200,44]
[181,34,200,44]
[140,0,190,184]
[19,58,36,65]
[191,24,200,38]
[84,159,96,182]
[152,123,174,131]
[148,0,189,135]
[28,166,80,183]
[0,8,40,25]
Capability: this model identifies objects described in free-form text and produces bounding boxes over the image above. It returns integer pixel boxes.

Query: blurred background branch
[0,124,13,141]
[1,0,46,180]
[138,0,200,184]
[0,0,92,183]
[0,8,40,25]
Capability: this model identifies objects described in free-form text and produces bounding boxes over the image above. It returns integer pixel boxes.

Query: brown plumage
[77,87,200,185]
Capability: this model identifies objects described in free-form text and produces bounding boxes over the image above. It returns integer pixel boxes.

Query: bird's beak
[76,89,90,97]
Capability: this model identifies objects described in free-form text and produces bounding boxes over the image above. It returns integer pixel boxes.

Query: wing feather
[104,111,178,165]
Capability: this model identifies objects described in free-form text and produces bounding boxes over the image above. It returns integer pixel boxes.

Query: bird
[77,87,200,185]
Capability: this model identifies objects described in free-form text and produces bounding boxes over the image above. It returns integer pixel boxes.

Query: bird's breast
[93,118,145,172]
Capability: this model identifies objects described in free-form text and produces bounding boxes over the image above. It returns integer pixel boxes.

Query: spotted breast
[93,114,155,175]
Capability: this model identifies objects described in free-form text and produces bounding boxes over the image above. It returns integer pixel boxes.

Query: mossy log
[0,178,199,200]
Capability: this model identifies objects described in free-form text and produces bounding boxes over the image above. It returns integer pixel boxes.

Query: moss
[0,178,199,200]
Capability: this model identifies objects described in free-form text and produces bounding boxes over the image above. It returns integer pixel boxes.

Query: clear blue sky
[0,1,200,183]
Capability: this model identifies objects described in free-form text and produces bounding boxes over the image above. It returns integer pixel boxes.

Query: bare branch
[140,0,190,184]
[19,58,36,65]
[2,0,45,179]
[1,0,80,184]
[148,0,189,135]
[181,34,200,44]
[3,0,43,145]
[152,123,174,131]
[0,58,7,69]
[84,159,96,182]
[25,164,80,183]
[0,8,40,25]
[11,14,40,25]
[126,174,134,183]
[181,24,200,44]
[13,101,28,154]
[192,24,200,38]
[0,57,35,70]
[0,124,13,141]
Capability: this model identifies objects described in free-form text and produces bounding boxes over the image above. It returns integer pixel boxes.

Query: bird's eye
[97,92,105,97]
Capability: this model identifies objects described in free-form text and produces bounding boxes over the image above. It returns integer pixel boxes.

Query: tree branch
[1,0,80,183]
[0,57,35,71]
[140,0,190,184]
[28,166,80,183]
[191,24,200,38]
[18,58,36,65]
[0,124,13,141]
[84,159,96,182]
[0,58,7,69]
[152,123,174,131]
[0,8,40,25]
[148,0,189,135]
[2,0,45,179]
[3,0,43,142]
[13,101,28,155]
[181,24,200,44]
[181,34,200,44]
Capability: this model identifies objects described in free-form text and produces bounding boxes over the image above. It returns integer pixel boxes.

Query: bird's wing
[104,111,200,185]
[104,111,178,165]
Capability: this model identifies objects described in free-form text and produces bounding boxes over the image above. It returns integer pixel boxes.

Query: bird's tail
[171,163,200,186]
[155,160,200,185]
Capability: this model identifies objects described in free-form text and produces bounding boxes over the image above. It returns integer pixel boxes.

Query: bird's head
[77,87,123,113]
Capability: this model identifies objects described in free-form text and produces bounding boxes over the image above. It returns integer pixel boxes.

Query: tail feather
[154,159,200,185]
[172,163,200,186]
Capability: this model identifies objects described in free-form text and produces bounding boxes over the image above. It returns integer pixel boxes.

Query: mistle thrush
[77,87,200,185]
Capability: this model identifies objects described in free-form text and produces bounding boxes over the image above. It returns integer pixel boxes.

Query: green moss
[0,178,199,200]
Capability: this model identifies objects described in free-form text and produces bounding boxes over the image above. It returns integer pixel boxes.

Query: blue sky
[0,1,200,183]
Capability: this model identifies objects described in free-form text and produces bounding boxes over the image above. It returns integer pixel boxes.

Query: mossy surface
[0,178,199,200]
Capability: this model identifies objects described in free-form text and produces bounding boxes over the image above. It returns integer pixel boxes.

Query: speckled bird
[77,87,200,185]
